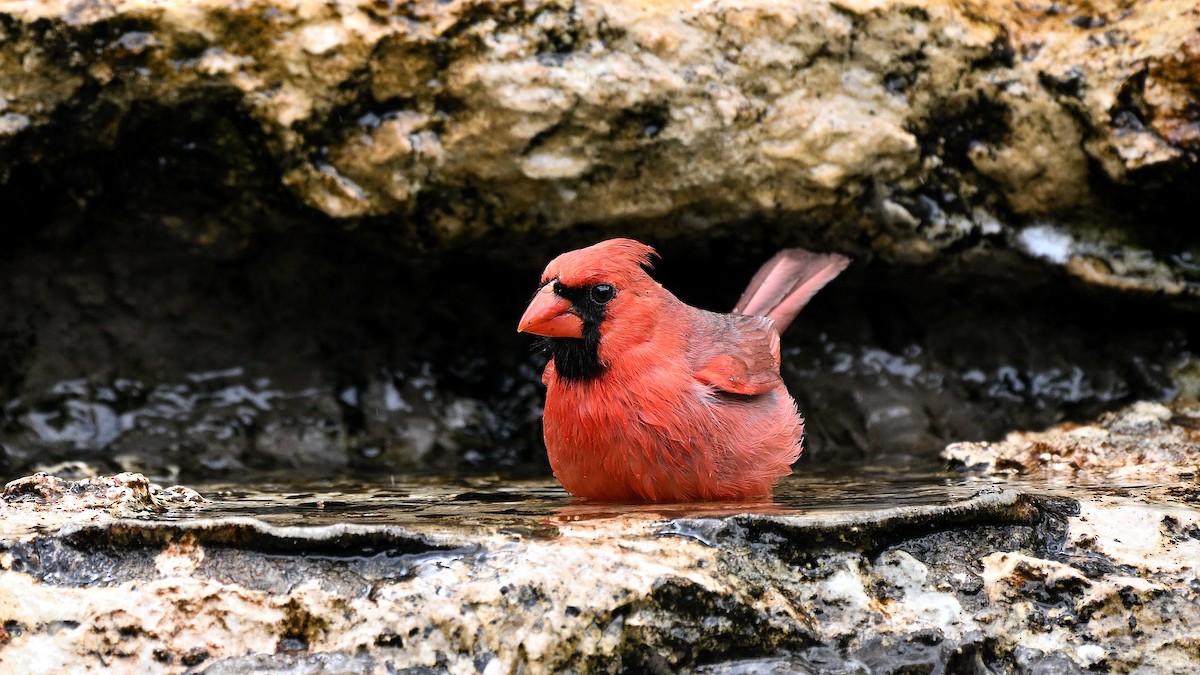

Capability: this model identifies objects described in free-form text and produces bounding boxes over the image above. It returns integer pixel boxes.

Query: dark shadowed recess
[0,98,1197,481]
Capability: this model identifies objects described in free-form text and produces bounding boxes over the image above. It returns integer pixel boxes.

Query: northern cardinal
[518,239,850,502]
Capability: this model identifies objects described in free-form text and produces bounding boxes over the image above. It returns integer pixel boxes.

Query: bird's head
[517,238,661,380]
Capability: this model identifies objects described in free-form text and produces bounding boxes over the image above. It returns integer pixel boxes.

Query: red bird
[518,239,849,502]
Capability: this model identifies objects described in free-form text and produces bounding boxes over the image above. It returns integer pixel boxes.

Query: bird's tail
[733,248,850,332]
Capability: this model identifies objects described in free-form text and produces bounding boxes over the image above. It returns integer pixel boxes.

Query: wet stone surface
[1,417,1199,674]
[2,471,204,514]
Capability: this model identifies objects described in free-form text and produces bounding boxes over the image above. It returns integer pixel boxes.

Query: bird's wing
[692,314,783,396]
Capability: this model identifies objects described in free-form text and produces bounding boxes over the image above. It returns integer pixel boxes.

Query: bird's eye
[589,283,615,305]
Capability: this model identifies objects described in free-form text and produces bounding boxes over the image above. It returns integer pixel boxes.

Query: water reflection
[148,467,1128,534]
[126,458,1176,542]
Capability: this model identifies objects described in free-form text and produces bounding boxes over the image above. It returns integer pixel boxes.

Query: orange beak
[518,283,584,338]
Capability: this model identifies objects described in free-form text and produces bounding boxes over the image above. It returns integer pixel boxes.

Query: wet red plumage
[520,239,849,502]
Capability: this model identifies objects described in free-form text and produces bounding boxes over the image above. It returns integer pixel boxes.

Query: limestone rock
[0,457,1198,672]
[0,0,1197,292]
[2,471,205,512]
[943,400,1200,478]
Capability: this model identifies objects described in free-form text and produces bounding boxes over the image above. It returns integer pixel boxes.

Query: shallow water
[164,467,1153,532]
